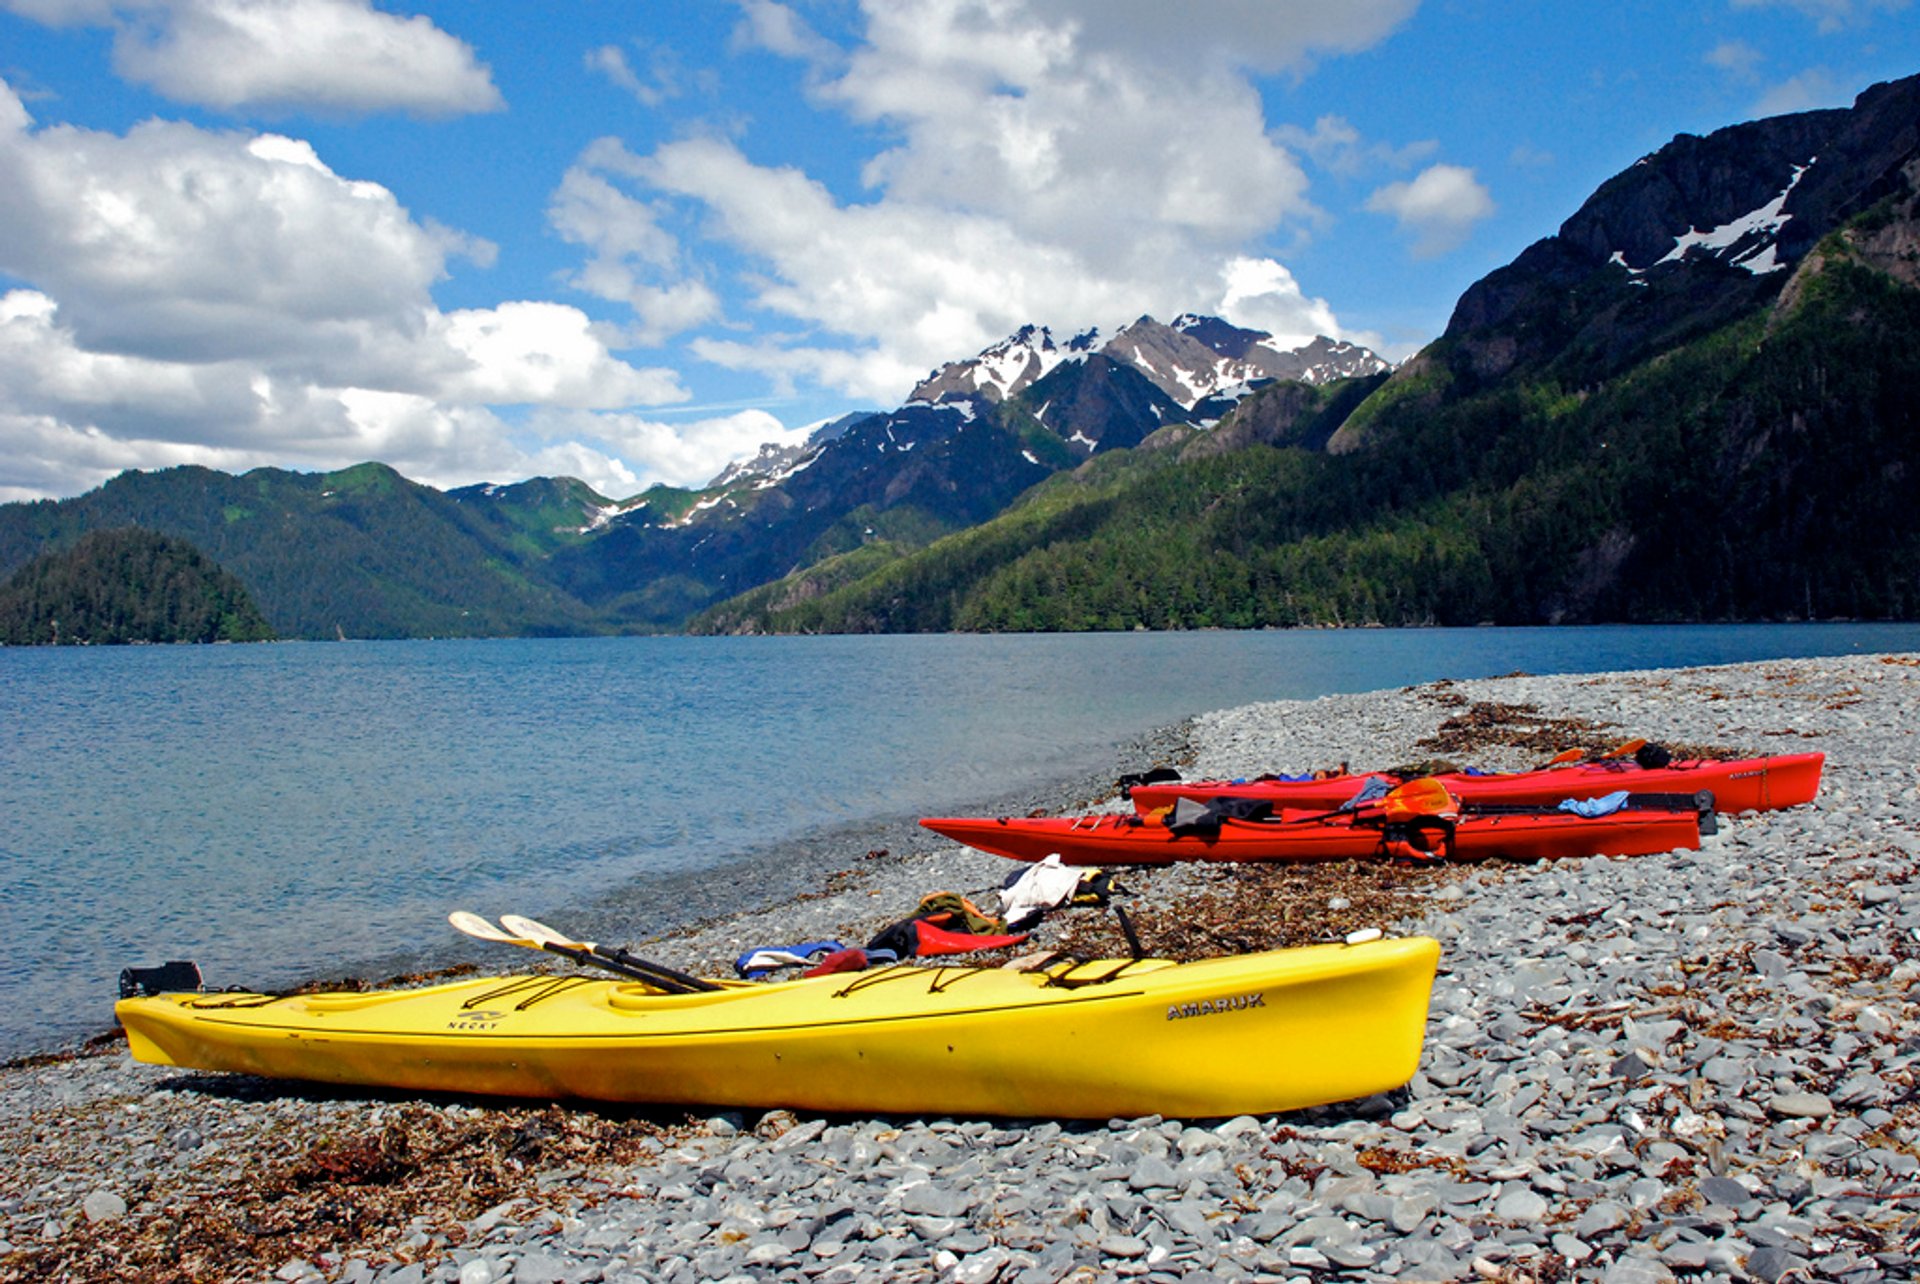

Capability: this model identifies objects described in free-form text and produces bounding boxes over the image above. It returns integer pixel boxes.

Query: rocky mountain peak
[909,324,1094,405]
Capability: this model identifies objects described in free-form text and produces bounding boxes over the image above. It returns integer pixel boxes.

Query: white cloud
[691,334,932,406]
[528,406,812,491]
[549,146,724,345]
[431,303,689,409]
[1365,163,1495,258]
[0,79,699,500]
[2,0,502,116]
[730,0,838,63]
[1215,257,1342,349]
[564,1,1429,405]
[0,286,678,499]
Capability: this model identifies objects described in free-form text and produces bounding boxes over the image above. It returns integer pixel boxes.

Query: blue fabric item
[1338,775,1394,810]
[1558,790,1630,818]
[1462,767,1496,776]
[734,940,846,979]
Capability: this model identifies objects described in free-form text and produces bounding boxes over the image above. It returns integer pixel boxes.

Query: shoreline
[4,653,1917,1283]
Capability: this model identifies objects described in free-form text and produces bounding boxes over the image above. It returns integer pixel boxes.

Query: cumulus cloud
[730,0,838,63]
[2,0,502,116]
[1215,258,1343,350]
[0,284,701,501]
[1365,163,1495,258]
[568,0,1430,404]
[0,78,695,500]
[530,406,814,491]
[549,145,724,346]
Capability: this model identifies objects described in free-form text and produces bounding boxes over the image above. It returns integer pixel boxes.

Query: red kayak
[1125,752,1822,817]
[921,792,1712,867]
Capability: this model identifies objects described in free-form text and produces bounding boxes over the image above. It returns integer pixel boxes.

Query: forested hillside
[0,528,276,645]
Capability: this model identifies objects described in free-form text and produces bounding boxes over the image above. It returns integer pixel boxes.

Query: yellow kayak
[118,937,1441,1119]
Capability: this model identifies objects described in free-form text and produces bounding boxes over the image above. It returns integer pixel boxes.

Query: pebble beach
[2,652,1916,1284]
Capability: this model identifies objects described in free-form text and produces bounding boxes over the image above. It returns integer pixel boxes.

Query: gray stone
[507,1252,569,1284]
[1746,1245,1808,1283]
[1697,1175,1753,1206]
[1493,1186,1549,1222]
[1128,1155,1179,1190]
[1573,1200,1631,1238]
[952,1246,1012,1283]
[1767,1092,1834,1119]
[1551,1232,1592,1263]
[899,1182,973,1217]
[1324,1241,1379,1268]
[1602,1254,1677,1284]
[81,1189,126,1223]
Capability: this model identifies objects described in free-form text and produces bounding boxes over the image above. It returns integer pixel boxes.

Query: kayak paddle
[1538,738,1647,769]
[450,911,712,992]
[448,910,665,986]
[1378,776,1460,823]
[500,914,722,993]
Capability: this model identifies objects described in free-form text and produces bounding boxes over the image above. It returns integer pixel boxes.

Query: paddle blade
[448,911,522,944]
[1539,748,1584,768]
[1381,777,1459,823]
[499,914,583,950]
[1599,738,1648,760]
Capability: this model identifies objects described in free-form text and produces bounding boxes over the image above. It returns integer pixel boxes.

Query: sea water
[4,623,1917,1059]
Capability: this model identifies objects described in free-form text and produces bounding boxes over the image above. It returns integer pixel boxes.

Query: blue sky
[0,0,1915,502]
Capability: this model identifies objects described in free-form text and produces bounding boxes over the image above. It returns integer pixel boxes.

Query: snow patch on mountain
[1612,158,1815,277]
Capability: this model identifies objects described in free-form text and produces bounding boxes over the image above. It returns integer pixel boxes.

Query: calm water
[4,623,1918,1059]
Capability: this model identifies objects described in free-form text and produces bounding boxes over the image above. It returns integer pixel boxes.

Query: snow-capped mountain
[907,324,1102,404]
[912,316,1390,412]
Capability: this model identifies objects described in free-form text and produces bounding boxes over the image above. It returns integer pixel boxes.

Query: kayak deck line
[168,961,1171,1043]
